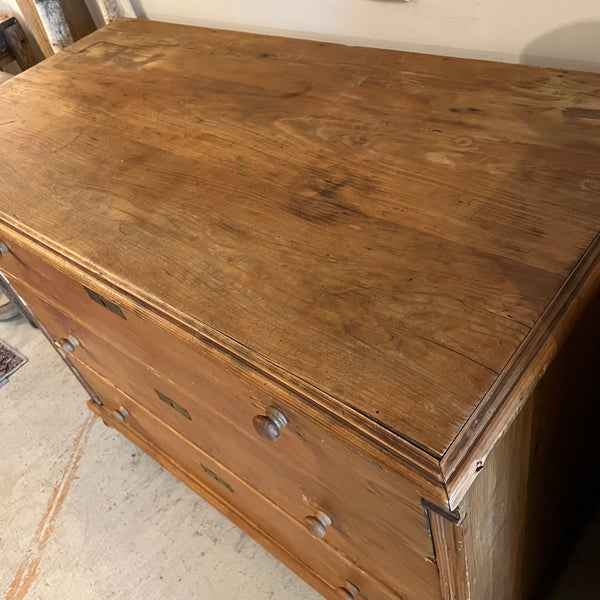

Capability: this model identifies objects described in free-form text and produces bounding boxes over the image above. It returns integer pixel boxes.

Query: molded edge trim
[441,232,600,509]
[0,218,449,505]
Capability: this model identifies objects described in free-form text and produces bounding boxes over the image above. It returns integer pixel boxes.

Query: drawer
[6,275,441,600]
[83,364,420,600]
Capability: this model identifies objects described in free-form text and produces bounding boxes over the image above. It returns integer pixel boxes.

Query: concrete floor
[0,317,323,600]
[1,315,599,599]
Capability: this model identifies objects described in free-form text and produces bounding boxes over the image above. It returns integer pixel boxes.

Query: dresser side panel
[436,293,600,600]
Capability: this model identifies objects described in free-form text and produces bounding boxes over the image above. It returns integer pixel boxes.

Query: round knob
[304,509,332,539]
[58,336,80,354]
[337,583,359,600]
[0,241,8,259]
[113,408,129,423]
[252,407,288,442]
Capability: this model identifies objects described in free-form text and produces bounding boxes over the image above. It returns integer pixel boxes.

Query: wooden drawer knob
[0,241,8,258]
[304,509,332,539]
[337,583,359,599]
[252,407,288,442]
[58,336,80,354]
[113,407,130,423]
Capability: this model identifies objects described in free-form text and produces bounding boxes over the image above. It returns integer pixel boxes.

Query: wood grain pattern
[0,13,14,31]
[15,0,59,56]
[1,19,600,458]
[6,272,441,597]
[432,293,600,600]
[85,367,441,600]
[57,0,95,42]
[0,270,103,404]
[442,233,600,508]
[3,19,38,70]
[0,50,12,70]
[428,510,470,600]
[0,220,447,505]
[2,21,600,599]
[0,15,17,68]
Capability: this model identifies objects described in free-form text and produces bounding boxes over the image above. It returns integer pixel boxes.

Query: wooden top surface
[1,18,599,458]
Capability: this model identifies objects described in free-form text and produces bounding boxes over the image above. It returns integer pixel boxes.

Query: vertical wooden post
[428,508,471,600]
[3,19,38,69]
[16,0,97,57]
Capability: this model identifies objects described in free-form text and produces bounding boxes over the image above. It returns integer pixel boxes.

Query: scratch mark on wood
[355,75,368,88]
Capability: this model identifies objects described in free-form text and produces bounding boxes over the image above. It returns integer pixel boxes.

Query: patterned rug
[0,339,27,387]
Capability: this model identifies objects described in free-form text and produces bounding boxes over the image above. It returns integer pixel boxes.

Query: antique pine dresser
[1,18,599,600]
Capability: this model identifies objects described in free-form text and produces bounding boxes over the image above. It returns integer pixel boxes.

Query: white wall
[2,0,600,72]
[0,0,16,14]
[124,0,600,72]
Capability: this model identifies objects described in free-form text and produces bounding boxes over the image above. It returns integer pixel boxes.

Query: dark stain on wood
[563,107,600,120]
[280,84,312,99]
[287,177,369,225]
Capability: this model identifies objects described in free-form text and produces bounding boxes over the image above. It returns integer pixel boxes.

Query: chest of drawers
[1,18,599,600]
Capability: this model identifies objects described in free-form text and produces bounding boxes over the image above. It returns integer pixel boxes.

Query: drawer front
[83,364,425,600]
[7,275,441,600]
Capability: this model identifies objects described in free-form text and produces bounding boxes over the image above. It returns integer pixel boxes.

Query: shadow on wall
[521,21,600,73]
[128,0,148,19]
